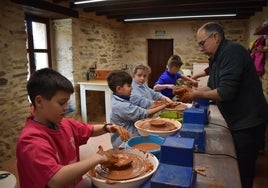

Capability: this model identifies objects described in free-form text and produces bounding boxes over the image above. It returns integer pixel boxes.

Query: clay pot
[95,70,111,80]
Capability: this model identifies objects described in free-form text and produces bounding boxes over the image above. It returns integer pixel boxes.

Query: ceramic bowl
[125,134,164,159]
[134,118,182,137]
[88,148,159,188]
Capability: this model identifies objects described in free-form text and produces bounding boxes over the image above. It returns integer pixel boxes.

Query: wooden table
[140,104,241,188]
[194,105,241,188]
[85,104,242,188]
[78,80,112,123]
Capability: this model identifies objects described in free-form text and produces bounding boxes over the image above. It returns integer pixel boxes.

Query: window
[25,15,52,76]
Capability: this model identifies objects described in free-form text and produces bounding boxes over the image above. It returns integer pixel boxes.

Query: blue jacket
[110,94,148,147]
[155,69,181,99]
[130,81,163,108]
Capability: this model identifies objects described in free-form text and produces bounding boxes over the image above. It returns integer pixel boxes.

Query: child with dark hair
[107,70,170,147]
[16,68,130,188]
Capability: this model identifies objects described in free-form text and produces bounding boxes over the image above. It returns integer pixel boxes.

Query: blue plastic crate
[183,107,207,124]
[160,136,194,167]
[179,123,206,152]
[194,98,209,107]
[150,163,196,188]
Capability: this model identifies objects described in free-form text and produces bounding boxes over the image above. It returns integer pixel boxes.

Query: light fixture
[124,14,237,22]
[74,0,108,4]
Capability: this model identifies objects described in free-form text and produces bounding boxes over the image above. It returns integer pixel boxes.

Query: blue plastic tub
[126,134,164,159]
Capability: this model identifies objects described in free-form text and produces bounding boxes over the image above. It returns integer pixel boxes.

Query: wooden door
[147,39,173,88]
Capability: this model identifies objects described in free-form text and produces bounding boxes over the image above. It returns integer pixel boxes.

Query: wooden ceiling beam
[106,9,257,20]
[10,0,267,22]
[82,0,266,10]
[84,1,266,13]
[53,0,69,3]
[96,5,263,17]
[79,0,266,21]
[11,0,79,18]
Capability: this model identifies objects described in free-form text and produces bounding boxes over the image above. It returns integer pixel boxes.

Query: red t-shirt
[16,117,94,188]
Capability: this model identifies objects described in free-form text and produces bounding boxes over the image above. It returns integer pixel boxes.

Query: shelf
[254,24,268,35]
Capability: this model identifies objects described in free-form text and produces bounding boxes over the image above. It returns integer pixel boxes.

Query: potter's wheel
[96,153,151,180]
[134,118,182,137]
[88,148,159,188]
[137,118,177,131]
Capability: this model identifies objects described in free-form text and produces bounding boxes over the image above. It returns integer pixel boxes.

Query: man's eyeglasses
[198,33,214,48]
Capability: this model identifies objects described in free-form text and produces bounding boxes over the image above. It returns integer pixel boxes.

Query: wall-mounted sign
[155,30,166,36]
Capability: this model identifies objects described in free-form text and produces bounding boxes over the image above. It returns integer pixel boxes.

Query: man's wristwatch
[103,123,113,132]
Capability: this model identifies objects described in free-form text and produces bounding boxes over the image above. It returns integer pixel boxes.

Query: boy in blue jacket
[107,70,170,147]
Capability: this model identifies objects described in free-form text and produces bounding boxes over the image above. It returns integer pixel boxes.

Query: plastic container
[125,135,164,158]
[160,136,194,167]
[159,111,183,123]
[150,163,196,188]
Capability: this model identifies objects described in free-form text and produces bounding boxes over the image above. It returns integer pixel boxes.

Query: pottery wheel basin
[134,118,182,137]
[95,152,152,180]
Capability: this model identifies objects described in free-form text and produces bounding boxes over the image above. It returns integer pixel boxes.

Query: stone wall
[0,0,29,163]
[121,20,249,70]
[71,13,125,80]
[70,13,125,120]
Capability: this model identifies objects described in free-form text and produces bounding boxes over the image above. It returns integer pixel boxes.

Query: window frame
[25,14,52,74]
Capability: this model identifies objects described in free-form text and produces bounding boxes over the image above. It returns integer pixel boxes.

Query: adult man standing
[178,22,268,188]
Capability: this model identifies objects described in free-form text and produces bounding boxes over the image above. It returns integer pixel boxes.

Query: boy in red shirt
[16,68,130,188]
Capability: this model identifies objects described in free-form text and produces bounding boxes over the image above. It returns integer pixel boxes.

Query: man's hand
[173,86,192,100]
[180,91,194,103]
